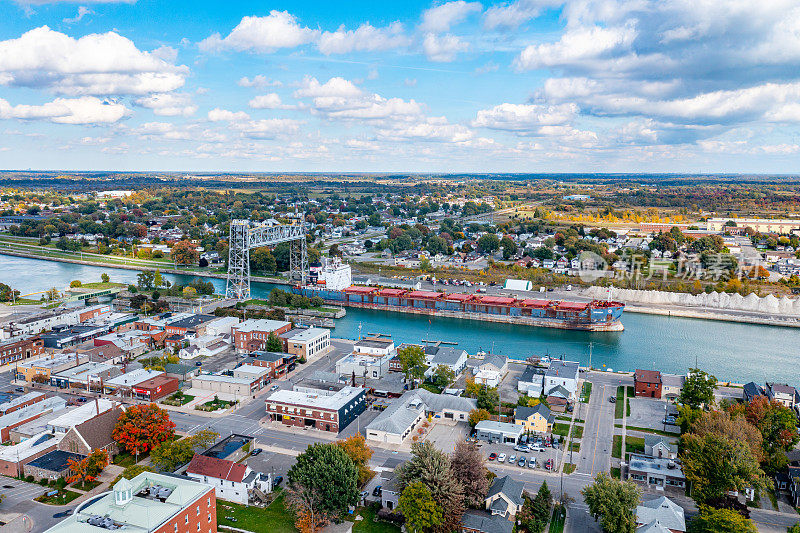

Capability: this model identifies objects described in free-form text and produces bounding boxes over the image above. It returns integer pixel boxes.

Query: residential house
[766,382,797,409]
[517,366,545,397]
[485,475,525,519]
[660,374,685,401]
[179,334,230,360]
[635,496,686,533]
[461,512,514,533]
[544,360,579,400]
[634,369,662,398]
[513,404,554,434]
[186,453,271,505]
[424,345,468,379]
[473,355,508,387]
[644,435,677,460]
[743,382,766,403]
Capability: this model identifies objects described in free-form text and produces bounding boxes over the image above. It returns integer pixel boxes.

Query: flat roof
[106,369,165,387]
[405,290,443,299]
[0,391,44,412]
[475,420,525,436]
[193,374,254,385]
[233,364,271,376]
[289,327,329,342]
[53,361,116,380]
[234,319,291,333]
[266,385,362,411]
[0,397,66,429]
[47,398,116,430]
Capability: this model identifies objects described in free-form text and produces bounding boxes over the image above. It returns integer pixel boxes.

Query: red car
[488,453,498,461]
[545,459,554,471]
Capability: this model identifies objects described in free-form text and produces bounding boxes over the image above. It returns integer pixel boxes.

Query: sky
[2,0,800,174]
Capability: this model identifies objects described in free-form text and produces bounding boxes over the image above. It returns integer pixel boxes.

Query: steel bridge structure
[225,219,307,300]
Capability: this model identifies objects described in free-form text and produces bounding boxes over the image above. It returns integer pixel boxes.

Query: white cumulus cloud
[318,22,410,55]
[422,33,469,62]
[420,1,482,33]
[199,11,319,53]
[0,96,128,124]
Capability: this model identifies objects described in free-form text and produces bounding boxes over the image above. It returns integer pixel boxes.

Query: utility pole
[588,342,593,370]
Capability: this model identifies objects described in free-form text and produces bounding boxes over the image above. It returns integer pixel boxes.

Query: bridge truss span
[225,219,307,300]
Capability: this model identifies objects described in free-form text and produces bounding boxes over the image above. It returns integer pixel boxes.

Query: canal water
[1,254,796,384]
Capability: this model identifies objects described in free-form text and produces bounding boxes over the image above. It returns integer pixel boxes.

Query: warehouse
[475,420,524,445]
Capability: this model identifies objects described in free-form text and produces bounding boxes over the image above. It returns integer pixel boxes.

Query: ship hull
[292,285,624,332]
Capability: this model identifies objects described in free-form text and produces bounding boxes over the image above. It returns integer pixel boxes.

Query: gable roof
[636,520,672,533]
[486,475,524,507]
[546,385,571,398]
[461,512,514,533]
[72,406,123,450]
[481,355,506,371]
[636,496,685,532]
[514,404,553,423]
[635,369,662,384]
[186,453,248,483]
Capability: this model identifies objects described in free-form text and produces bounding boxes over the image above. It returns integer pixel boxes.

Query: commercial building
[0,431,61,477]
[92,330,152,357]
[634,369,663,398]
[50,361,121,391]
[3,304,110,338]
[0,392,46,415]
[706,217,800,234]
[0,335,44,366]
[104,369,165,396]
[232,319,293,353]
[336,350,394,380]
[474,421,524,445]
[0,397,66,442]
[15,352,89,383]
[628,453,685,491]
[366,389,476,445]
[191,373,264,397]
[164,314,218,337]
[25,449,85,481]
[283,327,331,361]
[186,453,271,505]
[232,365,271,388]
[40,325,109,349]
[245,351,296,378]
[44,471,217,533]
[47,398,118,434]
[265,383,366,433]
[103,370,179,400]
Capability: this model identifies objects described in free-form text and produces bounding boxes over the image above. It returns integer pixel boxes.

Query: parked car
[14,387,24,393]
[663,416,677,425]
[273,475,283,486]
[250,448,262,456]
[270,385,280,391]
[609,396,617,403]
[53,510,73,518]
[373,485,382,497]
[508,454,516,464]
[530,446,546,453]
[195,361,203,367]
[545,459,554,471]
[497,453,506,462]
[517,456,526,467]
[488,453,498,461]
[514,444,529,452]
[528,457,537,469]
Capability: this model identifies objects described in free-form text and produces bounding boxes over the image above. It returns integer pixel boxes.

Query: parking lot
[244,448,296,484]
[425,423,469,453]
[627,397,680,433]
[479,439,561,473]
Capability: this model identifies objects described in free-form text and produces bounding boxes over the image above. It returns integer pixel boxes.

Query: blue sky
[2,0,800,173]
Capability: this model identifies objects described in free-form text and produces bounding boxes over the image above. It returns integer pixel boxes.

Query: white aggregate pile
[584,286,800,316]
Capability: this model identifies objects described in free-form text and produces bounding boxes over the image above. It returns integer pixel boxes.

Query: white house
[186,453,271,505]
[423,346,468,379]
[179,334,230,360]
[544,360,580,400]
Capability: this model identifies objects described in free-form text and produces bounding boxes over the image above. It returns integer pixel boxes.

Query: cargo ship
[292,259,625,332]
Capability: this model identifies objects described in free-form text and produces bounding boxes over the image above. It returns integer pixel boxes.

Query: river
[1,254,796,384]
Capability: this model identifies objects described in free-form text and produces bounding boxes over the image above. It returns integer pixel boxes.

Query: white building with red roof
[185,453,271,505]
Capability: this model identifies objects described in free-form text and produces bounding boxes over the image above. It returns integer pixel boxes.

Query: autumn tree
[171,240,198,265]
[687,507,758,533]
[691,409,763,462]
[67,449,109,485]
[450,441,489,508]
[336,433,374,485]
[745,396,799,473]
[150,429,219,472]
[112,404,176,457]
[582,473,640,533]
[679,368,718,410]
[397,441,465,533]
[399,481,444,533]
[286,483,329,533]
[468,408,491,427]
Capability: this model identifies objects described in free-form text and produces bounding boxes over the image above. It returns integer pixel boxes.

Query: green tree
[477,234,500,254]
[687,507,758,533]
[399,482,444,533]
[397,344,427,384]
[581,473,640,533]
[287,443,360,515]
[787,524,800,533]
[69,280,82,288]
[468,408,491,427]
[679,369,718,409]
[431,365,455,389]
[101,273,110,283]
[153,270,163,289]
[182,286,197,298]
[680,431,765,504]
[150,429,219,472]
[266,332,283,352]
[500,236,518,259]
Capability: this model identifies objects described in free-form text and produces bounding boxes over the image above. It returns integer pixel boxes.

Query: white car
[508,454,516,464]
[497,453,507,462]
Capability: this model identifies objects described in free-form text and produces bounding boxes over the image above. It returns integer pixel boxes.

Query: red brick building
[232,319,292,354]
[131,375,180,401]
[634,369,662,398]
[0,336,44,366]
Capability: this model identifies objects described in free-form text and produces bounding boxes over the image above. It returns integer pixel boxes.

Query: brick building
[57,406,123,456]
[265,382,365,433]
[44,471,217,533]
[0,336,44,366]
[634,369,663,398]
[232,319,292,354]
[245,351,296,379]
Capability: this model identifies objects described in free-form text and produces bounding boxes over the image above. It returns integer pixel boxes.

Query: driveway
[627,397,679,433]
[425,422,469,453]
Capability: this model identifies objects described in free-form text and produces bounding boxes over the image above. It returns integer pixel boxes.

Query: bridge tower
[225,219,307,300]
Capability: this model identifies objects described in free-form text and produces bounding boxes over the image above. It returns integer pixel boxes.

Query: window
[185,516,189,525]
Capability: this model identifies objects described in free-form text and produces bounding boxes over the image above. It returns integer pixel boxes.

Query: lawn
[625,436,645,455]
[569,441,581,452]
[563,464,576,475]
[571,425,584,439]
[35,489,81,505]
[217,493,297,533]
[196,398,237,412]
[548,505,566,533]
[71,479,102,491]
[81,282,126,289]
[162,392,195,406]
[614,387,625,419]
[580,382,592,403]
[612,435,622,459]
[552,423,570,437]
[350,504,402,533]
[113,450,149,467]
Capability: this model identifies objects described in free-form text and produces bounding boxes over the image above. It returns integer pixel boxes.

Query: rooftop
[287,327,329,342]
[27,449,85,472]
[0,397,66,430]
[629,453,684,479]
[234,319,291,333]
[168,314,216,329]
[106,369,164,387]
[635,369,662,384]
[545,360,580,379]
[636,496,686,532]
[47,398,117,431]
[186,453,248,482]
[266,385,363,411]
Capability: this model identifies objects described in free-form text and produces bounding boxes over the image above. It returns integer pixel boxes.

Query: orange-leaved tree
[67,449,109,485]
[112,404,176,458]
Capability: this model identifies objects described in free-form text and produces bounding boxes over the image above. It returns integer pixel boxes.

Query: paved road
[575,373,629,476]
